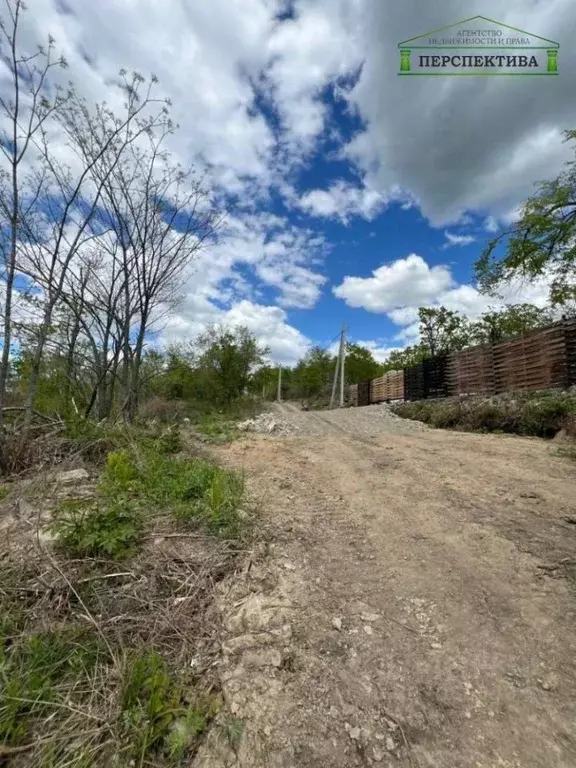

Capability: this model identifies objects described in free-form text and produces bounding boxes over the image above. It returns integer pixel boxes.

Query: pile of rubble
[237,411,296,436]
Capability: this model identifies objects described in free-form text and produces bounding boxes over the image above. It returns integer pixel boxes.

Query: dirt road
[196,403,576,768]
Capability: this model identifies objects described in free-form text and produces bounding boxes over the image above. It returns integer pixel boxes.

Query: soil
[194,403,576,768]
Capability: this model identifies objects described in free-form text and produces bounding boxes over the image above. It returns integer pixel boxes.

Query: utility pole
[339,324,346,407]
[330,324,346,408]
[330,352,339,408]
[277,366,282,402]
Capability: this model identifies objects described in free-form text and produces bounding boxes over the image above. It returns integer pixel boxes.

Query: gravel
[268,402,429,438]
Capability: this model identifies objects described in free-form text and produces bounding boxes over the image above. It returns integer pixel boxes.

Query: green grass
[190,399,263,444]
[52,427,246,560]
[0,615,220,764]
[0,625,101,747]
[119,649,220,763]
[196,415,241,444]
[101,446,245,534]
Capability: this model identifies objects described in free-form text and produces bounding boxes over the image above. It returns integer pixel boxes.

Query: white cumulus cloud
[333,254,454,313]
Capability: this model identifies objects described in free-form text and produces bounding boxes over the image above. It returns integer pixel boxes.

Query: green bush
[172,467,245,533]
[429,402,463,429]
[103,449,139,486]
[393,392,576,438]
[52,499,143,559]
[465,402,508,432]
[520,395,574,437]
[158,426,182,454]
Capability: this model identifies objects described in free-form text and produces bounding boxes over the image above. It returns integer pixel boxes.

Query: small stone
[329,706,339,718]
[332,617,343,631]
[363,625,374,636]
[373,746,384,762]
[241,648,282,668]
[361,612,380,622]
[385,735,395,751]
[430,642,442,650]
[539,679,554,691]
[57,468,89,484]
[349,726,361,741]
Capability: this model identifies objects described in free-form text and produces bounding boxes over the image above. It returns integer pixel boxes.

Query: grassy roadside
[136,395,263,445]
[392,391,576,440]
[0,423,249,766]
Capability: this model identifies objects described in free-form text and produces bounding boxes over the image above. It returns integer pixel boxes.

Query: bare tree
[59,244,131,420]
[0,0,69,456]
[98,133,221,421]
[17,70,170,433]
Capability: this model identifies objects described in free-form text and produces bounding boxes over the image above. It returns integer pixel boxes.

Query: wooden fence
[348,317,576,405]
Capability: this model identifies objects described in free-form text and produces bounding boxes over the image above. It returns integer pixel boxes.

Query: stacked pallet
[348,384,358,406]
[370,370,404,402]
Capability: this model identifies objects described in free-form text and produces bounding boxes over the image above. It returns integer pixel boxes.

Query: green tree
[196,325,268,405]
[146,347,196,401]
[469,303,553,345]
[418,306,471,357]
[249,365,278,400]
[476,130,576,306]
[381,345,428,372]
[345,343,383,384]
[292,347,334,399]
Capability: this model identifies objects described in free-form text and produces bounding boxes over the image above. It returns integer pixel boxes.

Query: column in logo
[547,49,558,73]
[400,49,411,72]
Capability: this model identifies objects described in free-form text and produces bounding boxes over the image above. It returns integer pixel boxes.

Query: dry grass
[0,527,241,766]
[0,423,252,766]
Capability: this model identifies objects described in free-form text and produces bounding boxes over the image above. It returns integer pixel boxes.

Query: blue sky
[10,0,575,364]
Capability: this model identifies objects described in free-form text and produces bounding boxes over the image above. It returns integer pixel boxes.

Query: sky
[12,0,576,365]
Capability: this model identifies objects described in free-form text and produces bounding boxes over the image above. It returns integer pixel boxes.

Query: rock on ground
[237,411,297,436]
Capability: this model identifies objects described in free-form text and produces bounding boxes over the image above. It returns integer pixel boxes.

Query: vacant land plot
[196,402,576,768]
